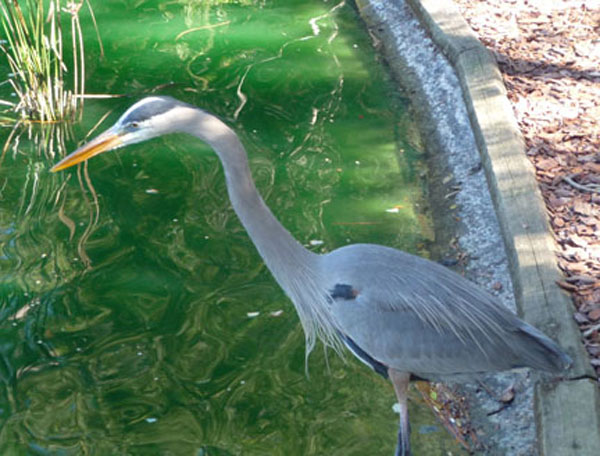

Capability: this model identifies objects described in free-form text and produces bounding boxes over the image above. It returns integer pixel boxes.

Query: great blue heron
[52,96,571,456]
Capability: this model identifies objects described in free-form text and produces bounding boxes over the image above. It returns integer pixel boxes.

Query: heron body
[52,96,571,456]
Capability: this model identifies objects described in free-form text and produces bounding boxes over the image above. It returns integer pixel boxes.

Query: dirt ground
[452,0,600,381]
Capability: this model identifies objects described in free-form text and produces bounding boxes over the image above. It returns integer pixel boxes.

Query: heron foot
[389,369,411,456]
[394,421,411,456]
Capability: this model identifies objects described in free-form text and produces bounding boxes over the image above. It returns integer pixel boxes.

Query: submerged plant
[0,0,99,123]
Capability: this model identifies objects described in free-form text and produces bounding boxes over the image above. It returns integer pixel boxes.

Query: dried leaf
[589,308,600,322]
[499,386,515,404]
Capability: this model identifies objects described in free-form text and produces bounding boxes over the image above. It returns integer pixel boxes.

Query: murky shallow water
[0,1,466,454]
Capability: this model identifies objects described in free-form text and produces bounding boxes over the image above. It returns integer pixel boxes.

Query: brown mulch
[452,0,600,380]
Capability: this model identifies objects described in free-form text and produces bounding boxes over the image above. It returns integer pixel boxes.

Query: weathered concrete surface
[354,0,599,454]
[535,379,600,456]
[403,0,591,378]
[401,1,599,455]
[354,0,535,453]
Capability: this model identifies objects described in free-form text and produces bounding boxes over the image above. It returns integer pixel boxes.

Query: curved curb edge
[355,0,600,454]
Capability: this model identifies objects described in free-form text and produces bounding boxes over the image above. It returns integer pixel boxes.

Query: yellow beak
[50,130,123,172]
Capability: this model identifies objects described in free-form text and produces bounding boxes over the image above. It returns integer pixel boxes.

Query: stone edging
[356,0,600,454]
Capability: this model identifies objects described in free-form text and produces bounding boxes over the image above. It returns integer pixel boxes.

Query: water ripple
[0,0,462,454]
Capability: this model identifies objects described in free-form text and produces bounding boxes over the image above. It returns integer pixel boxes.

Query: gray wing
[323,243,570,380]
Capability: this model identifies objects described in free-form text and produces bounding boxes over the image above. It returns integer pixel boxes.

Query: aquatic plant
[0,0,99,122]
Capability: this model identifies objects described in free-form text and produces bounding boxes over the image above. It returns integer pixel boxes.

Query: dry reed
[0,0,97,123]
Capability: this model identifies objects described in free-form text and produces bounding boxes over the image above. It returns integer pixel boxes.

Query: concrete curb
[355,0,599,454]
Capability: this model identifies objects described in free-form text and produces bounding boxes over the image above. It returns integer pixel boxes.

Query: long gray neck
[178,106,342,357]
[181,108,318,280]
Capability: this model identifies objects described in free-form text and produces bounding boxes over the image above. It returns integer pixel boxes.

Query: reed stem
[0,0,97,123]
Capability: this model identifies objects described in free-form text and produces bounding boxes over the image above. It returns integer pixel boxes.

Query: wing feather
[324,244,569,377]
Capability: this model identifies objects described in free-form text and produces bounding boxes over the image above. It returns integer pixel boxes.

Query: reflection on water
[0,1,465,454]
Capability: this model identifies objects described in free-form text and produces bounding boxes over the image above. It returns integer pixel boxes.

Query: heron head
[51,96,191,172]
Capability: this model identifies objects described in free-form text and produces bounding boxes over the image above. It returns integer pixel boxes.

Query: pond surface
[0,1,465,454]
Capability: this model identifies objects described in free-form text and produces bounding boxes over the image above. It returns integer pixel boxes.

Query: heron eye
[130,121,140,128]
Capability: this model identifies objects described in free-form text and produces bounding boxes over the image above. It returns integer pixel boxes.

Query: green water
[0,1,465,454]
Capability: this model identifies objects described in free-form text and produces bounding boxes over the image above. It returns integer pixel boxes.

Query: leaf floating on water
[442,174,453,185]
[385,205,404,213]
[270,310,284,317]
[247,311,260,318]
[145,188,159,194]
[309,239,324,246]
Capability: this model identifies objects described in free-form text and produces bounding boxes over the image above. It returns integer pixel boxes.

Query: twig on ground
[563,174,600,194]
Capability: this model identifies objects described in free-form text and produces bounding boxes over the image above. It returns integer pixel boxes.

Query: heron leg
[389,369,411,456]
